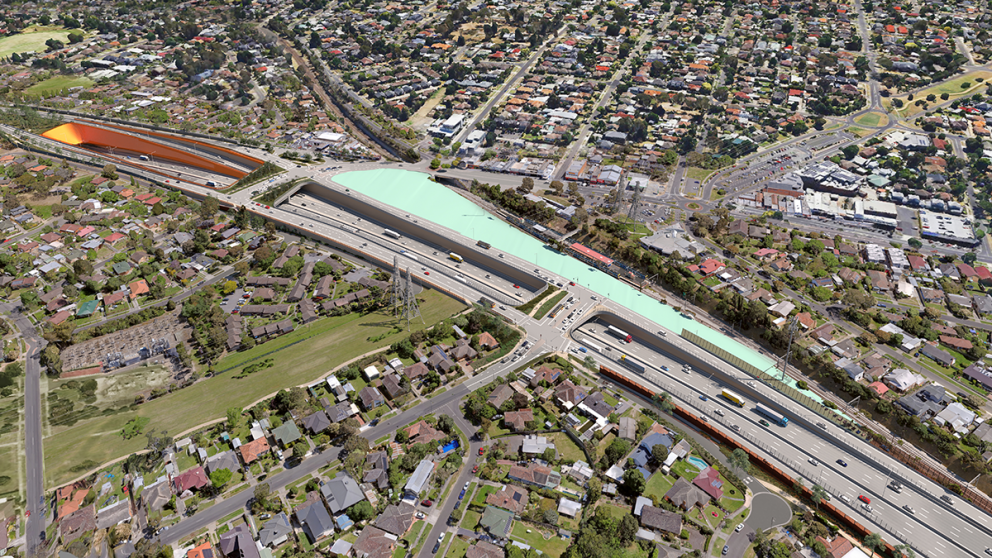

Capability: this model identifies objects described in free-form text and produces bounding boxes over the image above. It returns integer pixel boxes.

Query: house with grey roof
[374,503,416,536]
[259,513,293,547]
[640,506,681,534]
[96,500,131,530]
[403,460,435,499]
[664,478,709,509]
[219,524,260,558]
[321,473,365,513]
[302,411,331,434]
[272,421,302,447]
[205,451,241,475]
[297,500,335,542]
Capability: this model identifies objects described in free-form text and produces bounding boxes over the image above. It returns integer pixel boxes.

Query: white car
[714,409,725,417]
[808,458,818,466]
[437,534,445,544]
[735,524,744,533]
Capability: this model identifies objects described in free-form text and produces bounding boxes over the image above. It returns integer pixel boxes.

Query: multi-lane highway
[569,319,992,557]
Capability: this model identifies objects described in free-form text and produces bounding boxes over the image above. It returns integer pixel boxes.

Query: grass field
[890,71,992,118]
[643,471,676,500]
[443,536,471,558]
[853,112,888,127]
[25,76,94,96]
[0,27,76,59]
[685,167,717,183]
[43,290,466,486]
[0,446,20,498]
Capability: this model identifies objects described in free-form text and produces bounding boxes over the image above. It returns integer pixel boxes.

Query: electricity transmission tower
[402,267,423,327]
[781,315,800,381]
[391,256,403,315]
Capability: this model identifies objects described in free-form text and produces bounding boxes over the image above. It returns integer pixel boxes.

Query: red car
[569,281,575,286]
[424,271,430,275]
[472,465,479,473]
[422,500,433,507]
[513,284,520,289]
[478,447,485,455]
[859,495,870,504]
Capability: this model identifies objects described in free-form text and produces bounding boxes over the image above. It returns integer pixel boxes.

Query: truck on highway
[721,389,746,407]
[755,404,789,426]
[607,325,632,343]
[400,250,418,261]
[585,342,602,353]
[477,240,491,249]
[620,354,645,373]
[449,252,463,263]
[383,229,401,239]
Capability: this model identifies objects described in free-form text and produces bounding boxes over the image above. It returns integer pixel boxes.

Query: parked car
[422,500,433,507]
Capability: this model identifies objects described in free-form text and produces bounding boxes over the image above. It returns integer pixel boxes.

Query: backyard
[509,522,569,558]
[43,290,466,485]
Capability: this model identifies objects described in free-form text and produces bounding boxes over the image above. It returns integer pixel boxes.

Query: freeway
[570,322,991,558]
[13,116,992,557]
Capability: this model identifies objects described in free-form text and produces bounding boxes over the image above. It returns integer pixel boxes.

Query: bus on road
[585,342,602,353]
[721,389,745,407]
[383,229,401,239]
[449,252,463,263]
[755,404,789,426]
[607,325,632,343]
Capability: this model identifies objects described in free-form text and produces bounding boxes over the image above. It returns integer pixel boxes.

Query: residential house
[297,500,335,542]
[507,463,560,489]
[219,525,261,558]
[504,409,533,431]
[692,467,723,501]
[258,513,294,547]
[618,416,637,442]
[302,411,332,434]
[404,460,436,500]
[479,506,514,537]
[358,386,386,410]
[271,422,302,448]
[921,344,955,367]
[173,466,209,493]
[486,485,529,515]
[640,506,682,535]
[664,478,709,509]
[321,473,365,513]
[374,503,416,536]
[351,526,397,558]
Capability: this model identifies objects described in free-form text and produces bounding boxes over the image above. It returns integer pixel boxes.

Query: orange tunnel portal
[42,122,250,179]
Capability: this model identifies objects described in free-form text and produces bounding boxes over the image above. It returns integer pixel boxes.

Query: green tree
[864,533,884,558]
[621,468,645,496]
[226,407,242,429]
[347,500,375,522]
[210,468,233,490]
[729,448,751,474]
[811,484,829,511]
[603,438,631,465]
[651,444,668,465]
[199,196,220,219]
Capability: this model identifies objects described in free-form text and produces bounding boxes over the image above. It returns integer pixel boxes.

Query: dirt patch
[95,364,172,407]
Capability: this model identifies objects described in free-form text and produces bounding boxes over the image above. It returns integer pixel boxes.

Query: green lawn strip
[517,287,559,315]
[509,522,569,558]
[410,522,433,556]
[218,510,245,525]
[43,292,465,485]
[534,291,569,320]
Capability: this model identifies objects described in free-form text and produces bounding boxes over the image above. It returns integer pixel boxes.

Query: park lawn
[43,291,465,486]
[510,522,569,558]
[25,76,94,96]
[685,167,716,183]
[444,535,471,558]
[853,112,882,127]
[0,446,21,498]
[549,432,586,462]
[0,27,78,58]
[643,472,676,500]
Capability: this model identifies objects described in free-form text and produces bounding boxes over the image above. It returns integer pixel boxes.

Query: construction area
[61,314,190,374]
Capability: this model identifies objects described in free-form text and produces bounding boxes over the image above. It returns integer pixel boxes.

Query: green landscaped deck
[332,169,831,407]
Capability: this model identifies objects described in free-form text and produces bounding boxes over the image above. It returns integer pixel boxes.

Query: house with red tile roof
[173,466,209,492]
[692,467,723,501]
[239,437,270,464]
[187,542,214,558]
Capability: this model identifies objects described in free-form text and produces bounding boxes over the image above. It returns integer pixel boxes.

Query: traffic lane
[746,493,791,531]
[723,527,754,558]
[575,332,983,555]
[417,442,481,558]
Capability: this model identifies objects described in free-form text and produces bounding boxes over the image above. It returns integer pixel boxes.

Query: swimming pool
[686,456,708,470]
[440,439,460,453]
